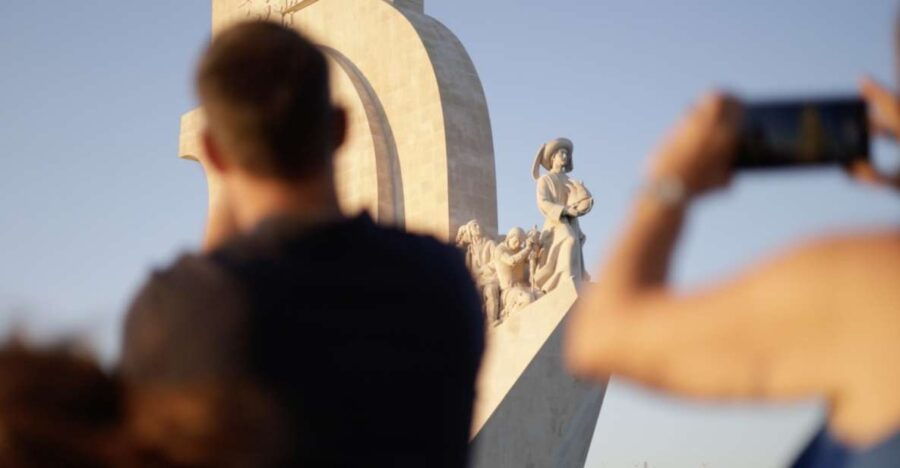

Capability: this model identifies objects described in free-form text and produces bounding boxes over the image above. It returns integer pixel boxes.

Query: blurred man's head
[197,21,345,181]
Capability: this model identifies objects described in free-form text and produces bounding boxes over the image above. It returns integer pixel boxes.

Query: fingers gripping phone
[734,97,869,169]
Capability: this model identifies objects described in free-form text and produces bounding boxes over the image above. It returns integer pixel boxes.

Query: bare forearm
[565,195,686,377]
[599,197,686,297]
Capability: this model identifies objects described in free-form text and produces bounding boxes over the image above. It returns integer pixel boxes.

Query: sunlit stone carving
[456,220,501,324]
[493,227,537,319]
[531,137,593,293]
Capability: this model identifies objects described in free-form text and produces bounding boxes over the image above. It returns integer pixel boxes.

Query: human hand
[860,76,900,139]
[845,78,900,191]
[846,159,900,191]
[648,92,742,198]
[565,206,580,218]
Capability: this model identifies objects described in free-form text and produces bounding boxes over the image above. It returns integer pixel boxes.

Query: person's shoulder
[794,230,900,262]
[121,251,250,381]
[773,229,900,288]
[125,252,243,323]
[365,217,463,262]
[363,218,475,286]
[145,252,235,292]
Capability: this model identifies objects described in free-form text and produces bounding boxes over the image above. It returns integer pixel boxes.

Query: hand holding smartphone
[734,96,869,169]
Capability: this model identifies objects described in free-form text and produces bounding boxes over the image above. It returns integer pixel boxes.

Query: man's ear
[331,106,348,152]
[201,129,228,173]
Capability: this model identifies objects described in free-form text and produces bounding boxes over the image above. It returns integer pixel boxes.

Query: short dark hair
[197,21,335,180]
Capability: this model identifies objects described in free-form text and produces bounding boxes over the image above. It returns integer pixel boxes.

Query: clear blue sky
[1,1,898,467]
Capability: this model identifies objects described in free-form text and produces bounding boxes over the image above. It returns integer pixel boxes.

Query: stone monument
[177,1,606,466]
[465,138,602,468]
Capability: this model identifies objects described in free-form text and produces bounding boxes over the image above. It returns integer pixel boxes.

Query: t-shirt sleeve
[120,256,250,383]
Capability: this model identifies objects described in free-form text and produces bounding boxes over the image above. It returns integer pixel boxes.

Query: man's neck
[229,171,344,234]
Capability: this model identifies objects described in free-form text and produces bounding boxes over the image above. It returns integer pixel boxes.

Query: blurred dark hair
[197,21,336,180]
[0,342,122,467]
[0,341,292,468]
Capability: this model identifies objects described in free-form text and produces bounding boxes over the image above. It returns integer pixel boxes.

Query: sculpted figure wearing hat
[531,138,593,292]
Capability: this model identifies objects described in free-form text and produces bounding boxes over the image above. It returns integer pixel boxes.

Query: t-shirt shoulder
[369,223,466,268]
[120,253,249,382]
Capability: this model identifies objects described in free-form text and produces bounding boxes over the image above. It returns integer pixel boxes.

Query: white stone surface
[472,279,607,467]
[178,108,205,162]
[388,0,423,13]
[474,279,575,433]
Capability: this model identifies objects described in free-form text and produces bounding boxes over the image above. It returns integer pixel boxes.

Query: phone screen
[735,97,868,169]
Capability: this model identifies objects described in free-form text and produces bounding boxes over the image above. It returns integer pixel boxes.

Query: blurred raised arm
[564,92,900,447]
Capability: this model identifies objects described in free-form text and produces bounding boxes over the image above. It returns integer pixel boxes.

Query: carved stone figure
[526,226,542,292]
[494,227,537,318]
[456,220,501,323]
[531,138,593,293]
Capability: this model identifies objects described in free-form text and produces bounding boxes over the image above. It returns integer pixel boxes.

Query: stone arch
[323,46,405,227]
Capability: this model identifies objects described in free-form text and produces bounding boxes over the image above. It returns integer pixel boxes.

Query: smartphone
[734,96,869,169]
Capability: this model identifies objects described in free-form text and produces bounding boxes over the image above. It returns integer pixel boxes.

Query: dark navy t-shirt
[121,214,485,467]
[792,427,900,468]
